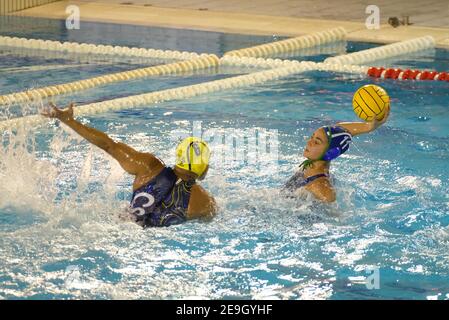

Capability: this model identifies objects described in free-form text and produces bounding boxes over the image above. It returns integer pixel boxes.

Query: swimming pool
[1,16,449,300]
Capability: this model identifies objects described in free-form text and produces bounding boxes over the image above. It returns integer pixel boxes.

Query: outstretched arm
[337,104,390,136]
[41,103,163,177]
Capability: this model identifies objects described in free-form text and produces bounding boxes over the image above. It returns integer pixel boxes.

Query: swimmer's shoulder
[131,153,170,192]
[187,184,217,220]
[304,176,336,203]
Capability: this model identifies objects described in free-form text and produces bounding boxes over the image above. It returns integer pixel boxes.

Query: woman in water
[285,105,390,202]
[41,102,217,227]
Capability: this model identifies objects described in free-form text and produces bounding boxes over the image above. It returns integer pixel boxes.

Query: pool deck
[9,0,449,48]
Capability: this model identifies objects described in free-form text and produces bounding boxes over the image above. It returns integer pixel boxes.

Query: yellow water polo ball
[352,84,390,121]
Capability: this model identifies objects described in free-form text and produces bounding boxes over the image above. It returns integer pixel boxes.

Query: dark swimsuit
[284,171,329,191]
[128,167,194,228]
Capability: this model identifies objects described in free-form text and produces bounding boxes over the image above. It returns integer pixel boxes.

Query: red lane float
[367,67,449,81]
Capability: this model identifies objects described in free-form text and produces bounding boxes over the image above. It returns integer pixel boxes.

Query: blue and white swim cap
[320,126,352,161]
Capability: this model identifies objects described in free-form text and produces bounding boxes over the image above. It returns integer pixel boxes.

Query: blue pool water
[1,16,449,300]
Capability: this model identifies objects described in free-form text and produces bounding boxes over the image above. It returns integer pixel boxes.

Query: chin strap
[299,159,316,171]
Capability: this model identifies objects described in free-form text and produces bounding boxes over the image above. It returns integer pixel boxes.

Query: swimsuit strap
[303,173,329,185]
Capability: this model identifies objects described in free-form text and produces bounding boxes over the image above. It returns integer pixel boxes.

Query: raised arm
[41,103,163,177]
[337,104,390,136]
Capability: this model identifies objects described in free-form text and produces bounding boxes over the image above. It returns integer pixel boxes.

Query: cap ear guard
[320,126,352,161]
[322,147,341,161]
[186,141,203,172]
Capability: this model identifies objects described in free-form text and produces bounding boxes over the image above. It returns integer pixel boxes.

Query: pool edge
[7,1,449,49]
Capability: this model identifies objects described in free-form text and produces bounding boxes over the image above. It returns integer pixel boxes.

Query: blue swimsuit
[284,171,329,191]
[128,167,194,228]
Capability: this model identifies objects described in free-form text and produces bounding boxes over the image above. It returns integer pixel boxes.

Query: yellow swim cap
[175,137,210,177]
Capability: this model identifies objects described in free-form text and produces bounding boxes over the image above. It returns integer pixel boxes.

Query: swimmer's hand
[369,104,390,131]
[41,102,74,123]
